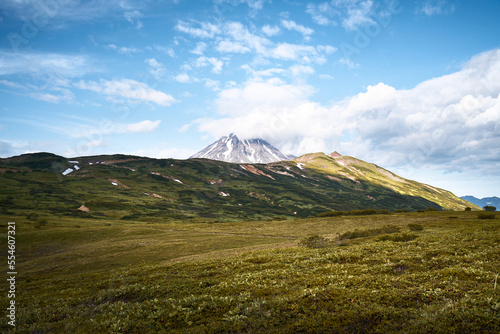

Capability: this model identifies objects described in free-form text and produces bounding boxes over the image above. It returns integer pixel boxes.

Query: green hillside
[0,152,478,221]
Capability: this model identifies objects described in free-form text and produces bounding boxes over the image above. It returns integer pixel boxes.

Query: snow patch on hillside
[62,168,73,175]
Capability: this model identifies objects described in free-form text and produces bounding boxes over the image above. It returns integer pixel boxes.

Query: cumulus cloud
[195,49,500,175]
[75,78,177,106]
[126,120,161,133]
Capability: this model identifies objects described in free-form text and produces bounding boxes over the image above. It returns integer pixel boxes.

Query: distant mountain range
[461,196,499,210]
[0,148,479,221]
[189,133,294,163]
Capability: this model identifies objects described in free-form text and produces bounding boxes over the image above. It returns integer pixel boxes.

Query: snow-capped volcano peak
[189,134,294,164]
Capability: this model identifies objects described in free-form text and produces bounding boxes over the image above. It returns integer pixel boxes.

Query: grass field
[1,211,499,333]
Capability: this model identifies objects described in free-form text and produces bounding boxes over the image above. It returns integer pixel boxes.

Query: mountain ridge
[0,151,479,221]
[461,196,499,210]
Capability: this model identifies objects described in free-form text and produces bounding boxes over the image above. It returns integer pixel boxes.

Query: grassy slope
[295,152,477,211]
[1,211,499,333]
[0,153,479,223]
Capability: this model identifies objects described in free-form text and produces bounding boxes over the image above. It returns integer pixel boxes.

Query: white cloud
[191,42,207,55]
[175,73,191,83]
[307,0,377,31]
[0,79,25,89]
[29,87,75,104]
[124,10,143,29]
[339,57,359,68]
[306,3,335,26]
[107,44,141,56]
[146,58,166,77]
[223,21,271,55]
[175,20,221,38]
[196,49,500,176]
[174,20,335,67]
[2,0,145,26]
[207,77,316,118]
[126,120,161,133]
[75,78,177,106]
[281,20,314,39]
[261,25,280,36]
[419,0,455,16]
[270,43,325,64]
[244,66,286,78]
[215,0,270,12]
[0,51,96,77]
[289,64,315,77]
[153,45,176,57]
[195,56,224,73]
[204,79,221,91]
[216,40,251,53]
[240,0,269,10]
[341,0,375,31]
[317,45,337,54]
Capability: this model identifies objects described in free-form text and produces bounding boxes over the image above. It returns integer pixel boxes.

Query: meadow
[1,210,499,333]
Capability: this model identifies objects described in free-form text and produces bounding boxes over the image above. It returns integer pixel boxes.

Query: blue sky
[0,0,499,198]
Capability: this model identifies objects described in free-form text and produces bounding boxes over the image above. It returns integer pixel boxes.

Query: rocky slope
[189,134,294,163]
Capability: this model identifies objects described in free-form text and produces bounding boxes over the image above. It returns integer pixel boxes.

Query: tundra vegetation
[1,210,499,333]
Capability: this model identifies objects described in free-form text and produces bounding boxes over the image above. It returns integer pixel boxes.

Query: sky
[0,0,499,198]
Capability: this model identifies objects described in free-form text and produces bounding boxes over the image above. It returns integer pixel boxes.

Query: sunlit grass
[1,211,499,332]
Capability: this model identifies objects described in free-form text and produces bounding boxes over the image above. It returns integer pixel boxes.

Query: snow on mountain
[189,133,294,164]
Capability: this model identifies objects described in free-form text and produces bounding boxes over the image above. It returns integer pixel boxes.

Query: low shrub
[349,209,378,216]
[317,211,345,217]
[317,208,381,217]
[417,207,439,213]
[338,225,400,240]
[408,223,424,231]
[378,233,418,242]
[298,235,330,249]
[34,217,48,228]
[464,207,472,211]
[477,212,496,220]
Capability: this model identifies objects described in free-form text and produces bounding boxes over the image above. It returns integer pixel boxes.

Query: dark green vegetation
[0,152,478,222]
[1,211,499,333]
[478,212,496,220]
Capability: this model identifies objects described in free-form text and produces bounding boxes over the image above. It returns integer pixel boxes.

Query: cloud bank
[196,49,500,175]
